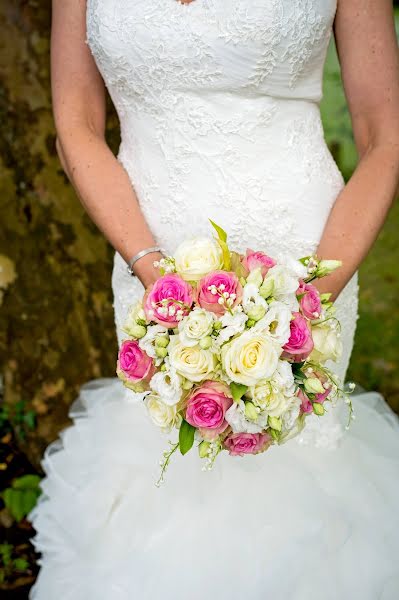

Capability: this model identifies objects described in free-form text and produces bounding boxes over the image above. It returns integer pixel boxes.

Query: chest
[86,0,337,94]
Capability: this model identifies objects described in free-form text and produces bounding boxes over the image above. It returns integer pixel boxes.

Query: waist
[117,94,342,203]
[115,93,344,256]
[119,93,320,149]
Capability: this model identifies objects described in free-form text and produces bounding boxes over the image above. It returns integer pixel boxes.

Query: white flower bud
[199,336,212,350]
[304,377,325,395]
[130,324,147,339]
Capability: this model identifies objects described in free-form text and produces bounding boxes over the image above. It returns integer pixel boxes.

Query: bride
[29,1,399,598]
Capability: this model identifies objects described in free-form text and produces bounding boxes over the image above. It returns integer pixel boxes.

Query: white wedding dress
[29,1,399,598]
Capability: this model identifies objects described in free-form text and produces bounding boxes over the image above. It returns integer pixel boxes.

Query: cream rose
[174,237,223,281]
[310,321,342,363]
[144,393,181,432]
[250,383,289,417]
[221,330,279,386]
[168,336,217,382]
[178,308,215,347]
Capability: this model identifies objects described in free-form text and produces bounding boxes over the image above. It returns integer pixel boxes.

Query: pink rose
[185,381,233,441]
[297,389,313,414]
[282,312,314,362]
[144,274,193,328]
[297,280,322,320]
[196,271,243,316]
[223,432,272,456]
[242,249,276,277]
[117,339,154,383]
[316,388,331,403]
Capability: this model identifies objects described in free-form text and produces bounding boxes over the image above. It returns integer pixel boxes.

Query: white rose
[253,301,292,345]
[310,321,343,363]
[168,335,217,382]
[215,307,248,346]
[221,329,279,386]
[178,308,214,347]
[149,364,183,406]
[225,400,267,434]
[174,237,223,281]
[144,393,181,431]
[250,384,291,417]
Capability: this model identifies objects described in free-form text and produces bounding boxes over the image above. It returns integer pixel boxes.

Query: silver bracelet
[127,246,166,276]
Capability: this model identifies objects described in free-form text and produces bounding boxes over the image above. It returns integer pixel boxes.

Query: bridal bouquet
[117,221,353,484]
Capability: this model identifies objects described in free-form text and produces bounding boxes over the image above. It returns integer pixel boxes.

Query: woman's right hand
[133,251,164,289]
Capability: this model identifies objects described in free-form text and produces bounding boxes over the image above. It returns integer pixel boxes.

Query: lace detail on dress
[282,0,331,88]
[86,0,359,450]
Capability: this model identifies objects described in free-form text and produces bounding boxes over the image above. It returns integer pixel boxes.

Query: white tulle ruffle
[29,377,399,600]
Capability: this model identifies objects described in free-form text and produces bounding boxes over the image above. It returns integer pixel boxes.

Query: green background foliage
[0,2,398,473]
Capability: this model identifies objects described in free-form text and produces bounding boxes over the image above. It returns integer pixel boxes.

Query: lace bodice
[87,0,337,104]
[86,0,359,449]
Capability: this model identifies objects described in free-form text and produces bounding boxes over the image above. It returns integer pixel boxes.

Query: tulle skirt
[28,377,399,600]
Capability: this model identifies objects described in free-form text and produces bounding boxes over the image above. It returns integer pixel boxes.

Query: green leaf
[269,428,280,442]
[13,558,29,572]
[22,489,40,517]
[12,474,41,491]
[291,362,305,376]
[230,251,248,279]
[209,219,227,242]
[23,410,36,430]
[3,489,25,522]
[209,219,231,270]
[294,371,307,382]
[229,382,248,403]
[179,419,196,455]
[0,544,13,563]
[2,475,42,522]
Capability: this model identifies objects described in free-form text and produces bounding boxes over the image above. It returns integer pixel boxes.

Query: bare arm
[315,0,399,299]
[52,0,160,287]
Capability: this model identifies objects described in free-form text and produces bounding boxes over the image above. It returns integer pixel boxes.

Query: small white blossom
[215,307,248,346]
[253,301,292,346]
[282,396,301,431]
[225,400,268,434]
[149,363,183,406]
[139,324,169,364]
